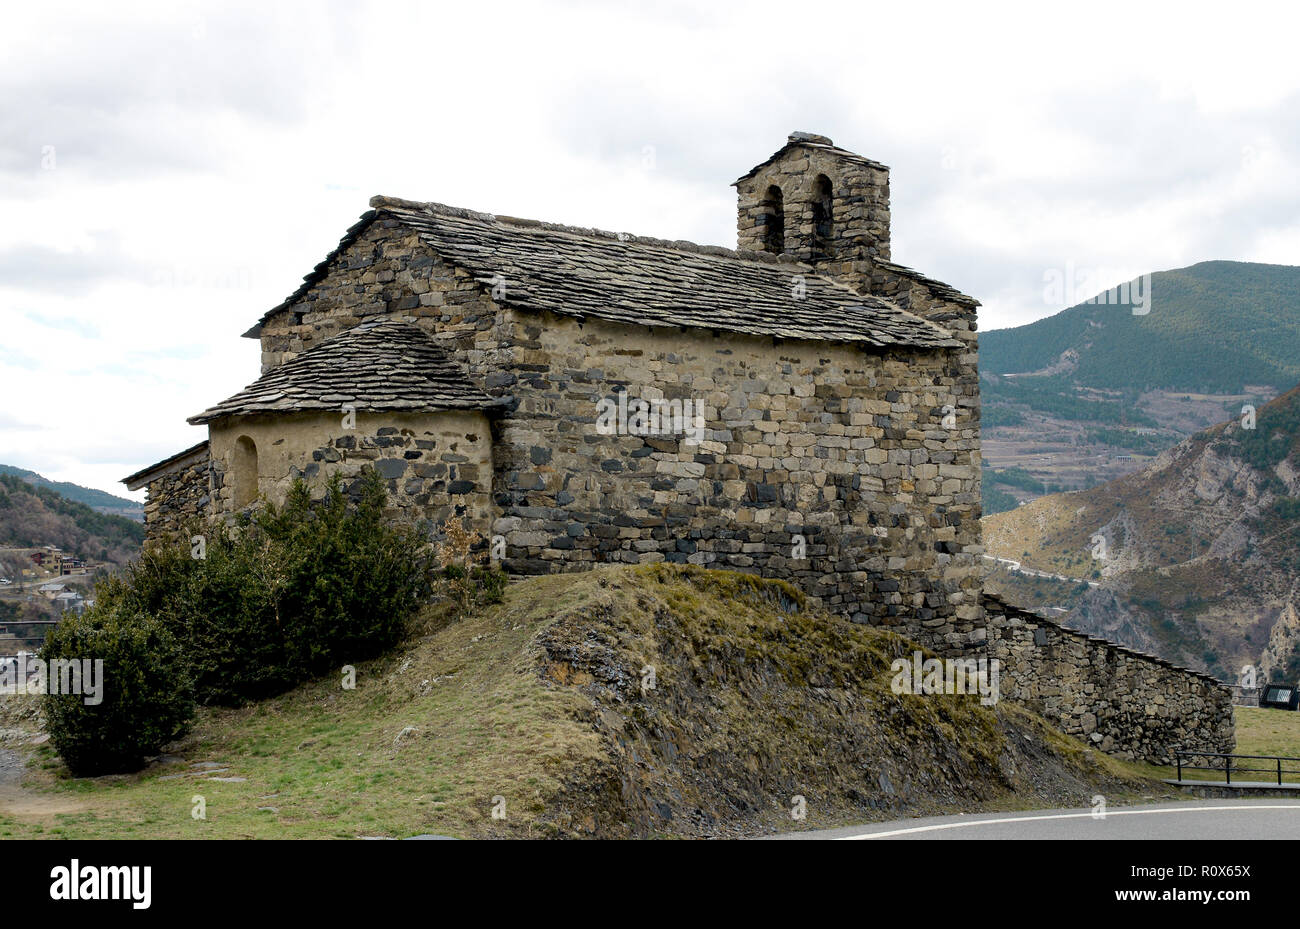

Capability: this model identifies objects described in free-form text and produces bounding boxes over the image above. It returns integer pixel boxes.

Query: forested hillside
[983,261,1300,391]
[0,473,144,566]
[0,464,143,520]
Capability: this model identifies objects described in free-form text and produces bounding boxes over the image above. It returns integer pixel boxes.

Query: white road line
[837,804,1300,839]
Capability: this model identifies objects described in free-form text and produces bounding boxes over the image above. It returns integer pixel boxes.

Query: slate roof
[873,259,980,309]
[246,198,964,351]
[189,319,499,425]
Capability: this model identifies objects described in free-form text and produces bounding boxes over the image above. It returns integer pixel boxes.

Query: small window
[759,184,785,254]
[232,435,259,509]
[811,174,834,259]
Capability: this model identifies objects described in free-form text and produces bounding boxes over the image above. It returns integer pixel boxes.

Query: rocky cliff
[984,385,1300,684]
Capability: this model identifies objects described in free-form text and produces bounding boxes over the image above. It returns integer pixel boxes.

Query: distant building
[30,547,64,567]
[53,591,84,614]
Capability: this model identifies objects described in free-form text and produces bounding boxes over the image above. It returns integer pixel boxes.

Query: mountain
[0,472,144,568]
[0,464,143,520]
[982,260,1300,391]
[982,384,1300,684]
[980,261,1300,512]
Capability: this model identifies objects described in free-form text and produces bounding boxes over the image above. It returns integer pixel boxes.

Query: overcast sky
[3,0,1299,499]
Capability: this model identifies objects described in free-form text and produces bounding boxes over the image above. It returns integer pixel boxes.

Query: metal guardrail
[1175,750,1300,786]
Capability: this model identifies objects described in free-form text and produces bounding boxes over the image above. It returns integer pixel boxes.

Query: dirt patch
[0,746,85,819]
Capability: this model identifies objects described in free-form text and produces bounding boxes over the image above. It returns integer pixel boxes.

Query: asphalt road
[772,800,1300,839]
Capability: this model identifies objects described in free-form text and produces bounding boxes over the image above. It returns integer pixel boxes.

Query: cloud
[0,2,360,189]
[0,412,44,431]
[2,0,1299,492]
[0,234,141,295]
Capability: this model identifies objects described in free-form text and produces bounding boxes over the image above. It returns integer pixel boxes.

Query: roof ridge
[247,196,963,350]
[732,137,889,185]
[371,196,976,311]
[374,197,962,334]
[375,198,959,346]
[369,195,808,269]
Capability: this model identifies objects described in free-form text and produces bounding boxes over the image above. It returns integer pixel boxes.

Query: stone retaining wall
[985,593,1235,765]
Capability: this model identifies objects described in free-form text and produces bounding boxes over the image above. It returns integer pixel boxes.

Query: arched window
[811,174,834,260]
[232,435,259,509]
[759,184,785,254]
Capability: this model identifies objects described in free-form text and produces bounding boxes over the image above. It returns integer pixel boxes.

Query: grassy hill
[984,383,1300,683]
[0,465,142,521]
[0,565,1157,838]
[0,473,144,567]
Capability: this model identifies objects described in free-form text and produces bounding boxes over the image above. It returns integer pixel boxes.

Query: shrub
[92,469,432,706]
[433,517,508,608]
[92,528,290,704]
[259,474,432,682]
[41,604,194,777]
[45,468,483,775]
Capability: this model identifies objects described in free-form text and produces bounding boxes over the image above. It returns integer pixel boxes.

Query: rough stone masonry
[124,132,1233,763]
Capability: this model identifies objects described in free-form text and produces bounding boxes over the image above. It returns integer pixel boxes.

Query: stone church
[122,133,1233,762]
[126,131,983,652]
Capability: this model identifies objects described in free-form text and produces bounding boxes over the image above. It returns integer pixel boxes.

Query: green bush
[93,524,297,704]
[43,468,451,775]
[437,562,509,608]
[41,605,195,776]
[93,468,432,706]
[264,476,430,680]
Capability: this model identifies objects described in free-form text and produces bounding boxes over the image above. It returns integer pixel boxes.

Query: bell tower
[733,131,891,265]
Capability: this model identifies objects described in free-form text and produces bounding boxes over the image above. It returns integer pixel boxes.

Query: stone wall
[730,138,981,420]
[207,410,494,536]
[256,218,505,376]
[489,307,983,653]
[139,444,211,542]
[985,594,1235,764]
